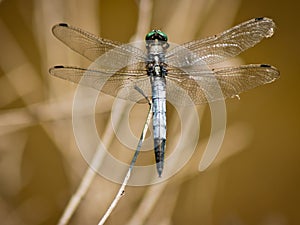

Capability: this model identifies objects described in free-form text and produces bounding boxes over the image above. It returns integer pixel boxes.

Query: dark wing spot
[53,65,65,68]
[255,17,264,21]
[58,23,69,27]
[260,64,271,68]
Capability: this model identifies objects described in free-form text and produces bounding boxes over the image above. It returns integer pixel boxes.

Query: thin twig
[98,100,152,225]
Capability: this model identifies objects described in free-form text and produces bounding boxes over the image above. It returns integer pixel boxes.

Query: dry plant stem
[98,101,152,225]
[132,0,153,41]
[57,102,128,225]
[57,170,93,225]
[126,182,168,225]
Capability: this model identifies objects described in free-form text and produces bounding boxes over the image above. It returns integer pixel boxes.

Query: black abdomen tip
[154,138,166,177]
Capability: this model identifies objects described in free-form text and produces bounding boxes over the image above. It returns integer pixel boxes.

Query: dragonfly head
[145,30,169,49]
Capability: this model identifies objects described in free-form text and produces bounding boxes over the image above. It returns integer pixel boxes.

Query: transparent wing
[166,64,280,105]
[49,62,151,103]
[166,17,276,67]
[52,23,146,63]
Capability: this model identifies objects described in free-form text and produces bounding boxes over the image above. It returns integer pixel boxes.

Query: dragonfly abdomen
[151,76,167,177]
[152,76,167,176]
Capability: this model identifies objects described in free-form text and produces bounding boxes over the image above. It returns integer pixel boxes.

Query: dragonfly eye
[145,30,168,42]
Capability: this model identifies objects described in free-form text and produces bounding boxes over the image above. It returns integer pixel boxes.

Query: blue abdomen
[151,76,166,176]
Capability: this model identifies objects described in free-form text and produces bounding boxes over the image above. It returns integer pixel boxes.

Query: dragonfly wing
[166,64,279,106]
[52,23,146,63]
[166,67,214,106]
[210,64,279,99]
[49,62,151,103]
[166,17,275,67]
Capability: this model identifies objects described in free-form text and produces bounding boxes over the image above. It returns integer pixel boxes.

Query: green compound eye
[145,30,156,40]
[145,30,168,41]
[157,30,168,41]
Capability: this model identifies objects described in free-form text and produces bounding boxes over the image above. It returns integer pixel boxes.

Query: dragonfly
[49,17,279,177]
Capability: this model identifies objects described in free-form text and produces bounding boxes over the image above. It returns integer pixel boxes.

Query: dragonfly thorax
[146,55,167,77]
[147,43,165,54]
[146,31,168,77]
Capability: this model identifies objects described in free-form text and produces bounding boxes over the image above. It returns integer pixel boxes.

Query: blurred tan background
[0,0,299,224]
